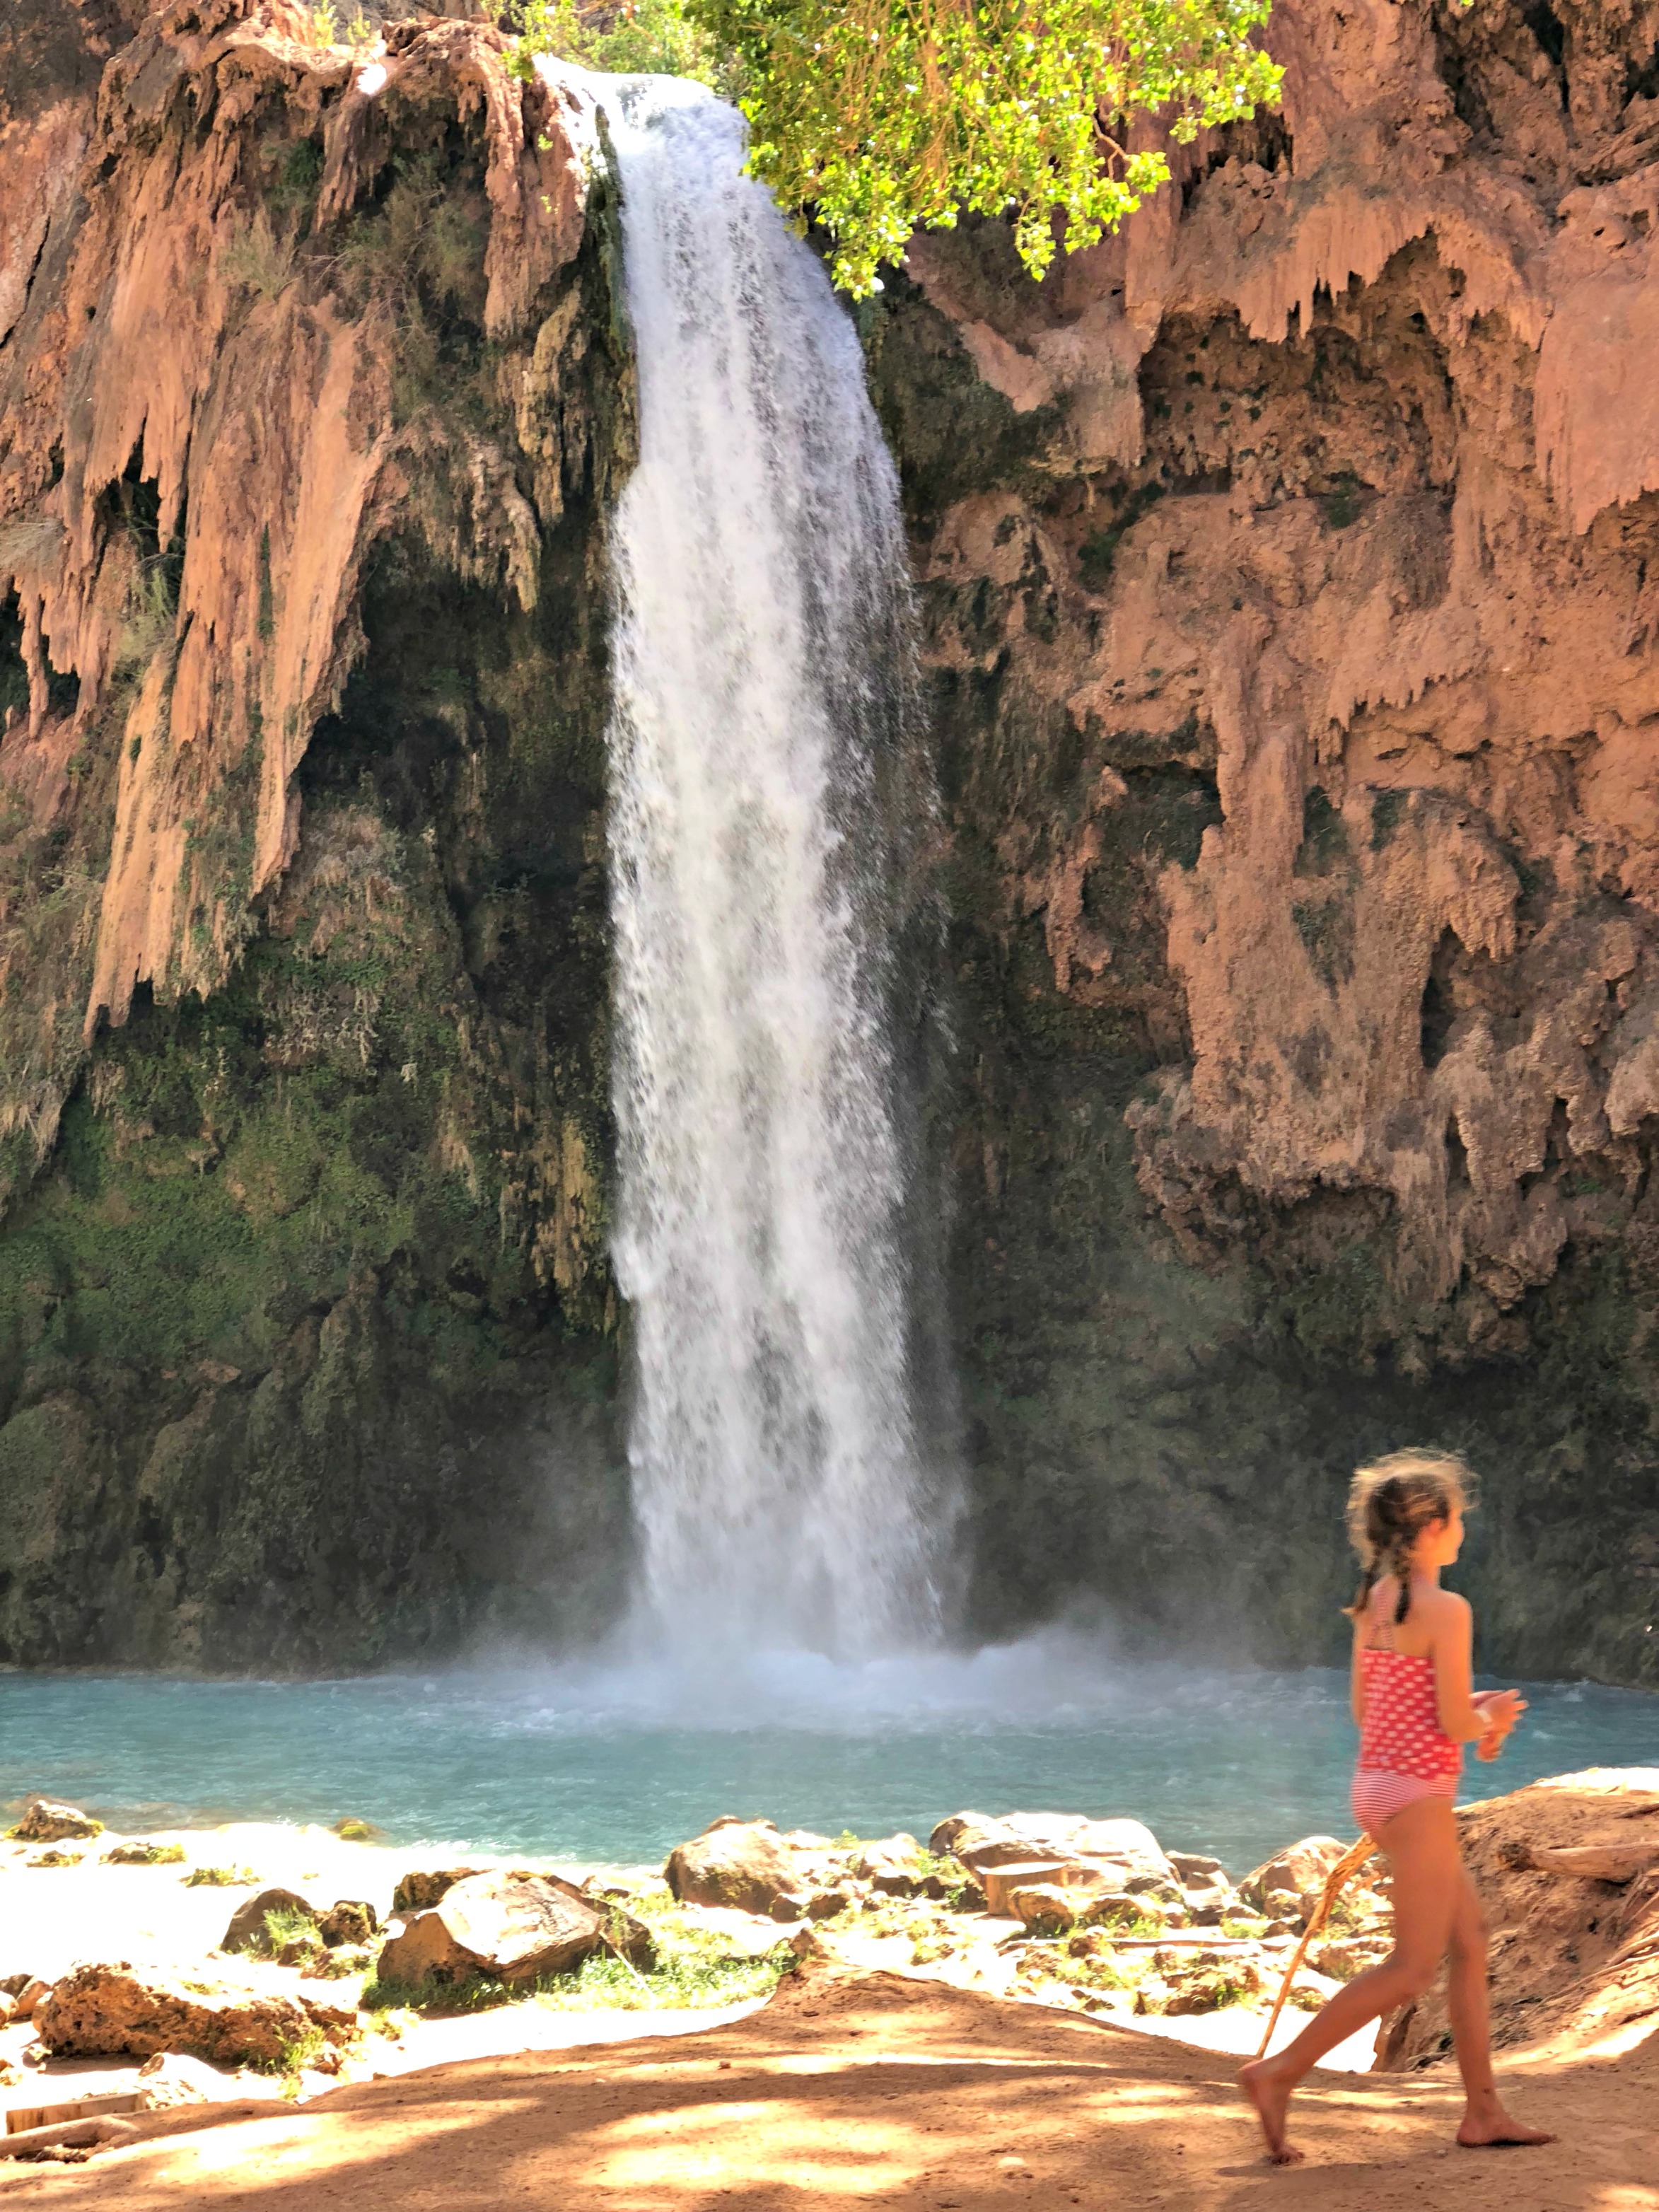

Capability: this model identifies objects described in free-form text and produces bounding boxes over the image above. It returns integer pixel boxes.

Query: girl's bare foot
[1455,2102,1556,2148]
[1238,2058,1305,2164]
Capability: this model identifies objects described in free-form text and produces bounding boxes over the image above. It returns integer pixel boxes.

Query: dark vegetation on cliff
[1,0,1658,1680]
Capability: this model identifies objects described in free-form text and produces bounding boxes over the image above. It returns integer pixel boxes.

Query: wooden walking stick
[1253,1834,1378,2059]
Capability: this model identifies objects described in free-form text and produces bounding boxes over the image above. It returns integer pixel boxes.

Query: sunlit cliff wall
[862,0,1659,1680]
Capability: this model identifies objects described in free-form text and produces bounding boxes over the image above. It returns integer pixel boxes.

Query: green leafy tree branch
[511,0,1282,296]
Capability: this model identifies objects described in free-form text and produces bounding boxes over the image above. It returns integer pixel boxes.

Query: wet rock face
[863,0,1659,1680]
[0,2,634,1668]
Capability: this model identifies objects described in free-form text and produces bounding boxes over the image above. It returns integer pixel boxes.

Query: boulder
[665,1817,801,1914]
[1240,1836,1349,1919]
[928,1812,986,1856]
[851,1834,926,1895]
[390,1867,484,1915]
[1000,1879,1105,1932]
[221,1887,315,1955]
[1169,1853,1228,1885]
[134,2051,227,2109]
[8,1797,103,1843]
[945,1813,1173,1893]
[376,1869,625,1991]
[34,1962,354,2067]
[317,1899,378,1947]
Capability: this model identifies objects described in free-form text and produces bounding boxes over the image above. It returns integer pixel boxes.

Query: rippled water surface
[6,1642,1654,1875]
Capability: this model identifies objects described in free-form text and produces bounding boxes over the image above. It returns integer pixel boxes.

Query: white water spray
[595,77,949,1659]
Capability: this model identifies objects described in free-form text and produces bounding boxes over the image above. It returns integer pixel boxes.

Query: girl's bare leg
[1239,1798,1461,2163]
[1445,1871,1554,2148]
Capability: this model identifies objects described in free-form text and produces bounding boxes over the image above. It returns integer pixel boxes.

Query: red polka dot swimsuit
[1351,1595,1462,1835]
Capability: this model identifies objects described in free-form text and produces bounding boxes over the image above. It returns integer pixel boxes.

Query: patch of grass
[265,2024,333,2094]
[184,1864,260,1887]
[264,1904,322,1951]
[223,209,298,301]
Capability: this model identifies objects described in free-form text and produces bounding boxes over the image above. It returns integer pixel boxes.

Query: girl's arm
[1350,1612,1368,1728]
[1431,1592,1492,1742]
[1431,1592,1523,1743]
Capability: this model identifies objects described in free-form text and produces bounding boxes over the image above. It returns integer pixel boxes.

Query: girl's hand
[1473,1687,1526,1758]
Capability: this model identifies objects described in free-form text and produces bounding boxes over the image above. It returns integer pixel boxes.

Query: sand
[3,1962,1653,2212]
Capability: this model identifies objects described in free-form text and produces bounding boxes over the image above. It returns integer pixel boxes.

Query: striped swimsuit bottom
[1351,1645,1462,1836]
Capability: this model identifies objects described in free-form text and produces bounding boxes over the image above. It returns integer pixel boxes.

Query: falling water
[597,76,950,1659]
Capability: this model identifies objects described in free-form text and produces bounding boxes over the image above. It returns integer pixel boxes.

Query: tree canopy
[512,0,1282,296]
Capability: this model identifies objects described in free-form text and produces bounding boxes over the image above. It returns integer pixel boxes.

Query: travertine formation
[895,0,1659,1346]
[0,0,631,1670]
[857,0,1659,1673]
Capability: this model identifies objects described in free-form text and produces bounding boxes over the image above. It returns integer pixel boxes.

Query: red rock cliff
[862,0,1659,1672]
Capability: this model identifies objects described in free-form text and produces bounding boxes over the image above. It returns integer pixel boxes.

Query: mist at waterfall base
[4,1650,1652,1876]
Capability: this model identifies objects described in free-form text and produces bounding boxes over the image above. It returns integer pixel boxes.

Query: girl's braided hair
[1344,1448,1474,1624]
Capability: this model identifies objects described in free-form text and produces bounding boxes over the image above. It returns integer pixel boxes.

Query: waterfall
[595,76,950,1660]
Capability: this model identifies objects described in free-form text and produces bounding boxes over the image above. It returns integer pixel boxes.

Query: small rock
[390,1868,484,1915]
[0,1993,13,2024]
[332,1819,377,1842]
[27,1851,83,1868]
[317,1900,378,1948]
[222,1889,315,1955]
[665,1817,800,1916]
[134,2051,223,2109]
[8,1798,103,1844]
[102,1841,186,1866]
[35,1963,354,2068]
[1312,1936,1391,1981]
[11,1979,49,2020]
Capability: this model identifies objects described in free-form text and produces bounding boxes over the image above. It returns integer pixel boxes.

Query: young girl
[1238,1449,1556,2163]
